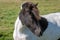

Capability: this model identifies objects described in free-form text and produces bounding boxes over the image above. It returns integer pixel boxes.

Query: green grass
[0,0,60,40]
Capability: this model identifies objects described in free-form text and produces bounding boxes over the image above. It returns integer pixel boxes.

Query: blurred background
[0,0,60,40]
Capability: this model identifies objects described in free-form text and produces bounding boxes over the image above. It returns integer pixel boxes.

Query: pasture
[0,0,60,40]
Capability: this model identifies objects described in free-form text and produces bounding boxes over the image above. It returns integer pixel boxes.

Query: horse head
[19,2,43,37]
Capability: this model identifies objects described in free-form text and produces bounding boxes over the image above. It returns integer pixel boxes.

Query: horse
[13,2,60,40]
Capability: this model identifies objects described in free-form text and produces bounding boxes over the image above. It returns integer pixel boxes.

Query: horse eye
[29,6,33,10]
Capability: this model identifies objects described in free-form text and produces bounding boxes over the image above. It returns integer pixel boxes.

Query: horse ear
[35,3,38,6]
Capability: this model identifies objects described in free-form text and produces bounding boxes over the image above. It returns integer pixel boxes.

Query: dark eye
[29,6,33,10]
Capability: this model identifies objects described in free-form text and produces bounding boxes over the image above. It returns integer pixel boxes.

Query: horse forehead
[21,2,35,9]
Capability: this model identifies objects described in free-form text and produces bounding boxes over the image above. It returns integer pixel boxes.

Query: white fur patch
[13,12,60,40]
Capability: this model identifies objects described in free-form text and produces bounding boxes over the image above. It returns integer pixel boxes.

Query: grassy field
[0,0,60,40]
